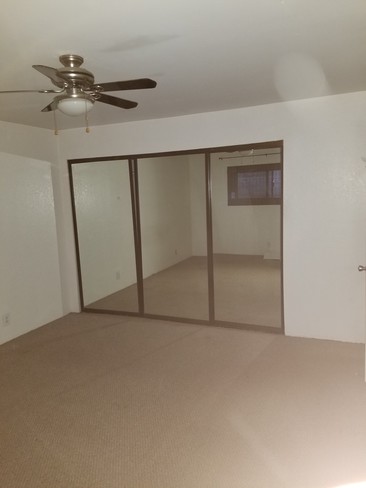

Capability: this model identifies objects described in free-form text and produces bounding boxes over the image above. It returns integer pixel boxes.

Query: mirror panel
[211,148,282,328]
[72,160,138,312]
[138,154,209,320]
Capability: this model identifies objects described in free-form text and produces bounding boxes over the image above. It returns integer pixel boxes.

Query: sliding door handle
[358,265,366,272]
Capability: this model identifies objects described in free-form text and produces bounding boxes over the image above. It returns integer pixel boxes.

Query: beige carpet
[1,313,366,488]
[88,255,282,329]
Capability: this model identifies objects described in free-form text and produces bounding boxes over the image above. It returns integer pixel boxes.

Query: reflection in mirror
[211,147,282,328]
[72,160,138,312]
[138,154,209,320]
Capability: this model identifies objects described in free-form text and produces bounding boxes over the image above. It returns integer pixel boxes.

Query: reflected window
[228,163,282,205]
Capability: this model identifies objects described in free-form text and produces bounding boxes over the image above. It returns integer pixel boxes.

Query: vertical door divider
[129,159,144,314]
[68,161,85,310]
[205,153,215,322]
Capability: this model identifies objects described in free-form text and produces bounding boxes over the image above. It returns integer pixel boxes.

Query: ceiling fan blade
[0,89,64,94]
[32,65,65,87]
[97,93,138,109]
[41,99,59,112]
[92,78,157,92]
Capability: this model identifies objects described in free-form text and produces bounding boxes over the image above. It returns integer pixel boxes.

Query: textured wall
[0,151,63,344]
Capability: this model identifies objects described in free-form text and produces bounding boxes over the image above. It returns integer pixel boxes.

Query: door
[71,160,139,312]
[210,147,283,330]
[138,153,209,321]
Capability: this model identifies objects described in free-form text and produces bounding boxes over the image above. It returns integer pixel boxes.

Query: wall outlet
[116,271,121,280]
[2,313,10,326]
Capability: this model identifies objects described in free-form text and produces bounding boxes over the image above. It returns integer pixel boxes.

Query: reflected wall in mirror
[71,160,139,312]
[138,154,209,320]
[211,147,282,328]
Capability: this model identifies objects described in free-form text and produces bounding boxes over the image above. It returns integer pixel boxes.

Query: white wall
[57,91,366,343]
[0,122,63,343]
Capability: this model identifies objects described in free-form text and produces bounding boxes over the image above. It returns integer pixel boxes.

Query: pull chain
[85,99,90,133]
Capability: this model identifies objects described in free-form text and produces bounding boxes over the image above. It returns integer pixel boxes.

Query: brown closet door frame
[129,159,144,314]
[68,140,284,333]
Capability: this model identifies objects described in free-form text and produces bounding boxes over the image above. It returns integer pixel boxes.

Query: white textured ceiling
[0,0,365,130]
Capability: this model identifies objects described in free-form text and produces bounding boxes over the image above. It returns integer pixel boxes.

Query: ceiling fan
[0,54,157,117]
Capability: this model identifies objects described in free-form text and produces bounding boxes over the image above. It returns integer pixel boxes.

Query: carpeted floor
[88,255,282,329]
[1,312,366,487]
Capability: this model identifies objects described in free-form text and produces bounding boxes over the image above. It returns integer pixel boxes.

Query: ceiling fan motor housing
[57,54,94,87]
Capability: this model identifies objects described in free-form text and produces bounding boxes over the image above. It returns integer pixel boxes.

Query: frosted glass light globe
[58,98,94,116]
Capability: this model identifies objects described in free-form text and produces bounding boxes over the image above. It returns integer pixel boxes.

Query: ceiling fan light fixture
[0,54,157,124]
[57,97,94,116]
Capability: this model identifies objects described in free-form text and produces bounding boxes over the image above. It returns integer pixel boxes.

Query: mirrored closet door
[210,147,282,328]
[71,160,139,313]
[138,154,209,320]
[69,141,283,332]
